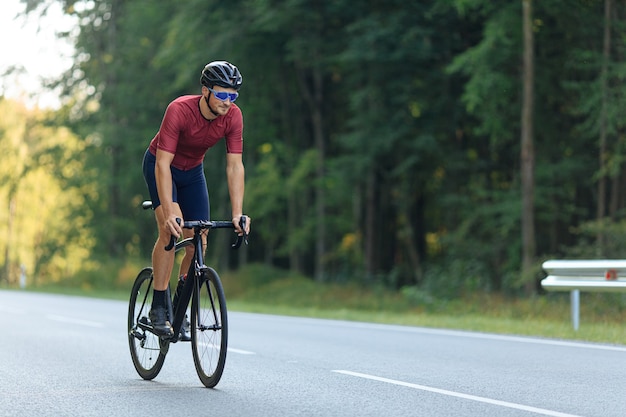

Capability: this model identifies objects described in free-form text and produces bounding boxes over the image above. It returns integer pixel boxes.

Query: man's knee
[184,245,196,257]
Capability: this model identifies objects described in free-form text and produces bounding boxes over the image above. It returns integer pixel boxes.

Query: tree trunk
[364,170,376,281]
[277,65,302,273]
[3,197,15,285]
[106,0,122,256]
[312,69,326,282]
[597,0,612,235]
[296,63,326,282]
[521,0,536,294]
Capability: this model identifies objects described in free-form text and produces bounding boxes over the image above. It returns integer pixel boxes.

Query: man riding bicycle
[142,60,251,338]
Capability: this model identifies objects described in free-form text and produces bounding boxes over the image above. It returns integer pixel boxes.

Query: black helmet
[200,61,243,90]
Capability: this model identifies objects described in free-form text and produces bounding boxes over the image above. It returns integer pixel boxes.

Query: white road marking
[242,313,626,352]
[228,347,256,355]
[46,314,104,328]
[414,328,626,352]
[333,370,586,417]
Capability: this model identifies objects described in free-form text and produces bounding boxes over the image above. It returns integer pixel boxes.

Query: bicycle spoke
[191,268,228,388]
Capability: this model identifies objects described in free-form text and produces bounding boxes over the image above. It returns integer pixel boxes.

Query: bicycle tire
[128,267,168,380]
[191,267,228,388]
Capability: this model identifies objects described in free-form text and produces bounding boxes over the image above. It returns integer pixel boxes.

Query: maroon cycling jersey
[148,95,243,170]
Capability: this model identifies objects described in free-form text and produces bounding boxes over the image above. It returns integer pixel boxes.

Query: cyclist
[142,60,251,338]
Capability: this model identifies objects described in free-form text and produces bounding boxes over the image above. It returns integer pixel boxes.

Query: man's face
[204,85,238,115]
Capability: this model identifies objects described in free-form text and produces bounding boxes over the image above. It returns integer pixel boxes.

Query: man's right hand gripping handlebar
[164,217,182,251]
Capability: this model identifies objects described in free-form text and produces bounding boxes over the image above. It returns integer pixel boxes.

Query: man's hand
[166,214,183,238]
[232,214,251,236]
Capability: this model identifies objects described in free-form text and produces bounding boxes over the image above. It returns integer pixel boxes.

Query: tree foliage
[6,0,626,298]
[0,98,96,285]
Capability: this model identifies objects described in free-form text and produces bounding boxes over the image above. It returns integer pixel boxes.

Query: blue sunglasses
[208,87,238,102]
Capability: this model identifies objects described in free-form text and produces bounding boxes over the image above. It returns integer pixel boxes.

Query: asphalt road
[1,289,626,417]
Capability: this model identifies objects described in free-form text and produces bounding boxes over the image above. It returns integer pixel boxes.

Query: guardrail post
[571,289,580,331]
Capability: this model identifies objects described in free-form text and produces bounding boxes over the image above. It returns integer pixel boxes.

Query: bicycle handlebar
[164,216,248,251]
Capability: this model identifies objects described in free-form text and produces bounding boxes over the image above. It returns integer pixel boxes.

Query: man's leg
[177,228,195,278]
[149,204,182,335]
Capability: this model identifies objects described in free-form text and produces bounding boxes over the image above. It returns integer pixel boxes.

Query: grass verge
[8,263,626,345]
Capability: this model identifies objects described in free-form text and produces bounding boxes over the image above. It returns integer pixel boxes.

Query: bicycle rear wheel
[128,267,168,380]
[191,267,228,388]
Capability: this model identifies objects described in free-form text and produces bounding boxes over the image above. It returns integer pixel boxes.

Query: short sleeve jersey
[148,95,243,170]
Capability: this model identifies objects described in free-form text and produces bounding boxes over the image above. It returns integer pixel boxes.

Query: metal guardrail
[541,260,626,330]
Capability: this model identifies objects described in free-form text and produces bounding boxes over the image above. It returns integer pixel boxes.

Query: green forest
[2,0,626,300]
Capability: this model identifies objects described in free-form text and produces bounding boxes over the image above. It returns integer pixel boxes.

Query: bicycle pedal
[130,329,146,340]
[136,317,151,331]
[159,333,177,344]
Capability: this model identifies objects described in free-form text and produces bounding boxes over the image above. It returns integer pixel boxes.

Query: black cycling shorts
[142,149,210,221]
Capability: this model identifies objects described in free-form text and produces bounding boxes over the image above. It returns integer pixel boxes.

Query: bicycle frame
[169,224,207,341]
[133,219,245,343]
[165,219,245,343]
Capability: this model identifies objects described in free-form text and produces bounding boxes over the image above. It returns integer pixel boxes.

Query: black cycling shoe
[179,315,191,341]
[149,306,174,337]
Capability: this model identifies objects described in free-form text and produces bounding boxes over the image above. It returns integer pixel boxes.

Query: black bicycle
[128,201,247,388]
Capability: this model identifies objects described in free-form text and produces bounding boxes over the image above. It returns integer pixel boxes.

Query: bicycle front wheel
[191,267,228,388]
[128,267,168,380]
